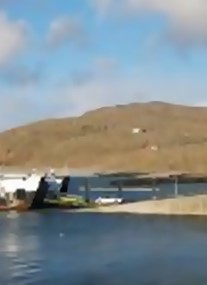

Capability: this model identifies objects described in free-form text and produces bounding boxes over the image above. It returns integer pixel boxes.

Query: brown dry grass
[1,101,207,173]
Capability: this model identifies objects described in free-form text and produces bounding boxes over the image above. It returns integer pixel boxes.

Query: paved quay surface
[74,195,207,216]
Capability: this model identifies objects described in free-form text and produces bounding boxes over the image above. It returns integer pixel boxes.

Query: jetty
[76,195,207,216]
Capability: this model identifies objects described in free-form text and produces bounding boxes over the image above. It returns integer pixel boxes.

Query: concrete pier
[77,195,207,216]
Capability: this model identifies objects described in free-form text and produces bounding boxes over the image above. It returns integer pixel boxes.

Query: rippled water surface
[1,211,207,284]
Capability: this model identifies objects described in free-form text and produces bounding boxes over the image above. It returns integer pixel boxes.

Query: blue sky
[1,0,207,130]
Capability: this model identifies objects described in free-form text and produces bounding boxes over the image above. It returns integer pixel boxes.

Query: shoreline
[2,168,207,185]
[71,195,207,216]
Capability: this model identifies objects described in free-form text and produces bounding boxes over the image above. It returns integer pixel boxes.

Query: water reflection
[0,212,43,285]
[1,211,207,284]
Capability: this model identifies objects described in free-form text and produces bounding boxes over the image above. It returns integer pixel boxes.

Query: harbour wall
[82,195,207,215]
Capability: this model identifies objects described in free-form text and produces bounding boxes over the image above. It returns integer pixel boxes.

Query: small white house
[151,145,159,151]
[132,128,141,134]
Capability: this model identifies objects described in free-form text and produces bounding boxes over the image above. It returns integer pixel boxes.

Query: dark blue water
[1,211,207,284]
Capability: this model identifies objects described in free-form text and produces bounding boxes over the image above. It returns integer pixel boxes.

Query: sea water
[1,210,207,284]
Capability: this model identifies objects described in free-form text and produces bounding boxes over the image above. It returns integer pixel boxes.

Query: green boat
[45,194,88,208]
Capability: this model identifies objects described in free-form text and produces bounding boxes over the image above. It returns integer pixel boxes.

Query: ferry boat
[0,171,67,211]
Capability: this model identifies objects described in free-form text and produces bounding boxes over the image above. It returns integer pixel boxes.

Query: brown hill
[1,101,207,173]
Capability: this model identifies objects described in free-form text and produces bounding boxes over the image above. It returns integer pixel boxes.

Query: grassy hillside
[1,101,207,172]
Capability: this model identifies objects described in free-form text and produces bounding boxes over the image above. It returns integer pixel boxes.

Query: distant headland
[0,101,207,173]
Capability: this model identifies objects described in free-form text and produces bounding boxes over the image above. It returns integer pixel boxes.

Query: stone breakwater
[76,195,207,216]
